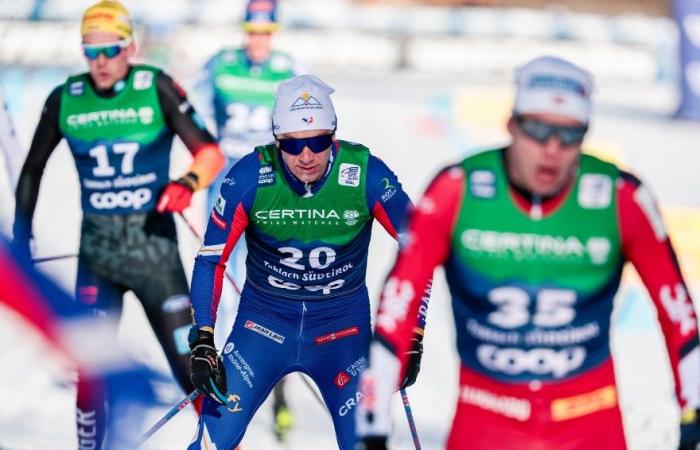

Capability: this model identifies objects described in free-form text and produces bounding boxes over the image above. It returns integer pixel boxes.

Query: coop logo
[67,106,155,128]
[477,345,586,379]
[258,165,275,185]
[89,188,152,210]
[461,230,611,264]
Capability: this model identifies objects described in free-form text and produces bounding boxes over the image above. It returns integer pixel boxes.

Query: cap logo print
[291,92,322,108]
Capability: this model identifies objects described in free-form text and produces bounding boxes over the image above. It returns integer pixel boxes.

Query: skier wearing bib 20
[187,74,428,449]
[356,56,700,450]
[195,1,304,438]
[13,2,225,449]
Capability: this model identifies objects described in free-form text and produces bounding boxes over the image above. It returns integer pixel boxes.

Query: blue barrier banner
[675,0,700,120]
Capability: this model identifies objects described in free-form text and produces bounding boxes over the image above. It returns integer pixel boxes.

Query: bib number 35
[487,287,576,329]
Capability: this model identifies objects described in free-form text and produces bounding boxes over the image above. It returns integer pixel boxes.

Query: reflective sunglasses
[515,115,588,147]
[277,134,334,155]
[82,39,131,60]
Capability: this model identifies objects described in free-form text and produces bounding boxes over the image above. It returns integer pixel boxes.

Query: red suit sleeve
[619,171,700,410]
[374,165,465,378]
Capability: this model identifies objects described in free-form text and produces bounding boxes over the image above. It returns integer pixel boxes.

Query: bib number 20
[267,246,343,294]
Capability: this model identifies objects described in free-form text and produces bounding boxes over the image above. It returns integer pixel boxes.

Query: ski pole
[32,253,77,264]
[400,388,421,450]
[137,390,200,447]
[177,212,241,295]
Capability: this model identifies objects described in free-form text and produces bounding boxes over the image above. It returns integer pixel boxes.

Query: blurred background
[1,0,700,449]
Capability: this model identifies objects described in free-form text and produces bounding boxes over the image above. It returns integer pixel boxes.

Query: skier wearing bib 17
[187,74,429,450]
[13,2,225,449]
[356,56,700,450]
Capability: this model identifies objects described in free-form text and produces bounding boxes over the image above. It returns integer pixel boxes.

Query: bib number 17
[90,142,140,177]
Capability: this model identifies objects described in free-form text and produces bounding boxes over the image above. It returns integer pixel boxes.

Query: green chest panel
[250,141,371,245]
[452,149,622,293]
[212,49,296,108]
[58,65,166,144]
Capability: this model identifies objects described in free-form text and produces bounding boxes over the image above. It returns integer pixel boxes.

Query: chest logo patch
[578,174,612,209]
[133,70,154,90]
[469,170,496,199]
[69,81,84,96]
[339,163,361,187]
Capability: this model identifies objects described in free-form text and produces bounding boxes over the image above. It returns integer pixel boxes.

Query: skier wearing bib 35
[13,2,225,449]
[356,56,700,450]
[187,74,428,449]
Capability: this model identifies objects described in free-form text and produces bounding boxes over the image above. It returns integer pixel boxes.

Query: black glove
[679,409,700,450]
[189,329,228,404]
[355,436,387,450]
[398,328,424,390]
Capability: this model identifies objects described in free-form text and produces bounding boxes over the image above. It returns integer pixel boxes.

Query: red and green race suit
[363,148,699,450]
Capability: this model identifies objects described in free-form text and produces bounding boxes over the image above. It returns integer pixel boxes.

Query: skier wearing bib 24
[187,74,429,449]
[356,56,700,450]
[13,2,225,449]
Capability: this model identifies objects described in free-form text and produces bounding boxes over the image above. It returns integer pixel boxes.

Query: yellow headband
[242,22,280,33]
[81,1,132,40]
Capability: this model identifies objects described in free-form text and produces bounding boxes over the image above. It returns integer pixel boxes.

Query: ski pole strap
[137,390,200,447]
[400,388,422,450]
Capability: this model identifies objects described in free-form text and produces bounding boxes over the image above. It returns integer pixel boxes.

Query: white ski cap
[272,74,337,136]
[514,56,593,124]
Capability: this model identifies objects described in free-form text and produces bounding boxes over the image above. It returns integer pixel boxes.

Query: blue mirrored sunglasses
[515,115,588,147]
[82,39,131,60]
[277,134,334,155]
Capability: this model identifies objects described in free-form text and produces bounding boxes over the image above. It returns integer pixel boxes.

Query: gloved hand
[355,436,388,450]
[189,328,228,404]
[398,328,424,390]
[679,409,700,450]
[156,172,198,213]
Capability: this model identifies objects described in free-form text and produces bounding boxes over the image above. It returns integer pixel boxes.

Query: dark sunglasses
[82,39,131,60]
[277,134,334,155]
[515,115,588,147]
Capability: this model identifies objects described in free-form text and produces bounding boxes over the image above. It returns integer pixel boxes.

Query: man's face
[245,31,273,64]
[277,130,333,184]
[506,113,587,197]
[82,31,134,90]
